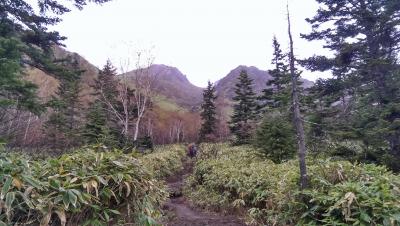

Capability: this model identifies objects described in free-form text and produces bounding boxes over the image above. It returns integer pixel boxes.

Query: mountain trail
[162,160,246,226]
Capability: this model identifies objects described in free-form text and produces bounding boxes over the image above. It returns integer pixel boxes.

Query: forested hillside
[1,0,400,225]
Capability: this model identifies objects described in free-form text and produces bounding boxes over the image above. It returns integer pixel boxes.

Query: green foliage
[0,0,113,112]
[0,37,42,114]
[0,144,188,225]
[0,0,112,144]
[141,144,186,179]
[83,101,117,147]
[136,136,155,151]
[44,62,84,149]
[199,81,218,142]
[301,161,400,225]
[185,144,400,225]
[258,36,291,113]
[254,114,296,163]
[302,0,400,171]
[229,70,257,145]
[255,37,297,163]
[88,60,125,147]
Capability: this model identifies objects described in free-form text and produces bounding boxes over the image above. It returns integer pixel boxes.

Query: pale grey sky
[49,0,328,87]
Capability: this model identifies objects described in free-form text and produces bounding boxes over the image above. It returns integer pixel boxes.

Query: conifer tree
[83,101,115,145]
[255,37,296,162]
[88,60,123,145]
[94,60,119,104]
[1,0,112,143]
[259,36,291,112]
[1,0,113,110]
[229,70,257,145]
[199,81,217,142]
[302,0,400,170]
[0,37,42,115]
[45,61,83,148]
[255,114,296,163]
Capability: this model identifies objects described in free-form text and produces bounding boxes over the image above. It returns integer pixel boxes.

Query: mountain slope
[215,65,313,100]
[126,64,203,108]
[26,46,100,105]
[215,66,270,99]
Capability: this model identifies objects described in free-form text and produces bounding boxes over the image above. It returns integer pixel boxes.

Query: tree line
[198,0,400,177]
[1,0,400,181]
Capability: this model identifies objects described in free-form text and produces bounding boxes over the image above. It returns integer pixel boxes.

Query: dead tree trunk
[287,4,308,189]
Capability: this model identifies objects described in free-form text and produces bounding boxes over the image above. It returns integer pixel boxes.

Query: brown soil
[162,160,246,226]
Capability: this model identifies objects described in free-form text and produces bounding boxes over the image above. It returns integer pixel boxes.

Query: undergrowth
[0,144,185,226]
[185,143,400,225]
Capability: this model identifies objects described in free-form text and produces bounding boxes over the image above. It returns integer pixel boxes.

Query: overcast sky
[48,0,328,87]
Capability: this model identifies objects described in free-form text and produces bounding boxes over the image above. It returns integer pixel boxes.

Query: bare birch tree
[131,52,156,142]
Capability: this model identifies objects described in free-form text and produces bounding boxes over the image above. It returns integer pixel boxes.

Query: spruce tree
[83,101,115,146]
[229,70,257,145]
[0,0,112,115]
[255,114,296,163]
[91,60,122,145]
[45,61,83,149]
[1,0,112,143]
[259,36,291,112]
[0,37,42,115]
[303,0,400,170]
[94,60,119,103]
[255,37,297,162]
[199,81,217,142]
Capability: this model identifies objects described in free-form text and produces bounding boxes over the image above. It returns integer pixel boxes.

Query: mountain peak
[148,64,191,84]
[216,65,313,99]
[215,65,271,99]
[138,64,202,107]
[233,65,258,70]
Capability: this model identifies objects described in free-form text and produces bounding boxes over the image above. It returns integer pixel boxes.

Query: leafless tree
[96,49,156,143]
[287,3,308,189]
[131,52,156,142]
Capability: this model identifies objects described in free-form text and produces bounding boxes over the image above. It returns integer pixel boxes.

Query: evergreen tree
[229,70,257,145]
[255,37,297,162]
[83,101,115,146]
[0,1,112,110]
[45,61,83,149]
[199,81,218,142]
[255,113,296,163]
[1,0,112,81]
[259,36,291,112]
[94,60,119,103]
[1,0,112,143]
[0,37,42,115]
[303,0,400,170]
[91,60,123,145]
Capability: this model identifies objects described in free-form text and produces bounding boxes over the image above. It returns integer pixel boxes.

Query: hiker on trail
[187,143,198,158]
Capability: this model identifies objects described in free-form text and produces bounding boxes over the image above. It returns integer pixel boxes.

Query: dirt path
[162,160,246,226]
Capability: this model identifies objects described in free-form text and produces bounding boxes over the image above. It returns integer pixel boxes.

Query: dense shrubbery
[140,144,186,179]
[254,114,296,163]
[185,144,400,225]
[0,144,185,226]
